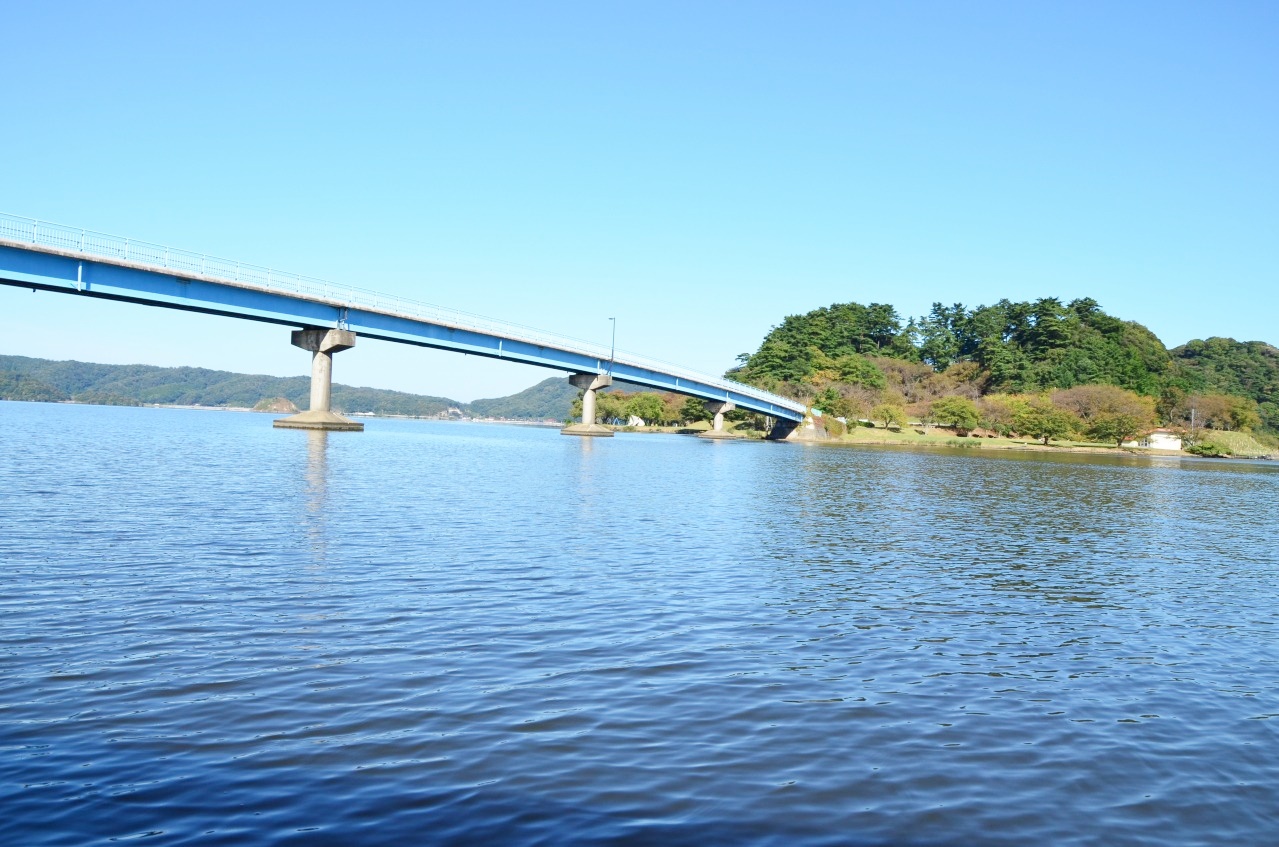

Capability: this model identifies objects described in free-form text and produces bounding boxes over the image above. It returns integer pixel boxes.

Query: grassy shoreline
[610,419,1276,459]
[828,423,1273,458]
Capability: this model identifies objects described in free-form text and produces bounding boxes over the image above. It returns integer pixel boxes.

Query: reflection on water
[304,428,329,561]
[1,403,1277,847]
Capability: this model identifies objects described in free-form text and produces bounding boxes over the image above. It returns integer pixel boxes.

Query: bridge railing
[0,212,804,412]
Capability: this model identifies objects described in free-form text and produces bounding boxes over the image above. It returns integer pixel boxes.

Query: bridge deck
[0,215,805,421]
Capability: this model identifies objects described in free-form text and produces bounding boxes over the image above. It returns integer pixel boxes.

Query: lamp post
[608,317,616,373]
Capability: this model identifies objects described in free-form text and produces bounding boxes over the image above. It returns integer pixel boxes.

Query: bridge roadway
[0,214,807,436]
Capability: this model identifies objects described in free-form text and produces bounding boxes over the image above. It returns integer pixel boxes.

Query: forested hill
[730,297,1279,433]
[0,355,706,424]
[1171,338,1279,408]
[0,355,461,417]
[0,356,670,422]
[468,376,651,420]
[469,377,579,420]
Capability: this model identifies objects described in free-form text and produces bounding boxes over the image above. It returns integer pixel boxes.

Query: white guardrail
[0,212,803,411]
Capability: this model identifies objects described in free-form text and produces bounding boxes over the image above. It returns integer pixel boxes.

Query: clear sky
[2,2,1275,402]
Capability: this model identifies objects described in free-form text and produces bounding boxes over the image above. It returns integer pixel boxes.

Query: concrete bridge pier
[274,328,364,431]
[561,372,614,437]
[698,400,740,439]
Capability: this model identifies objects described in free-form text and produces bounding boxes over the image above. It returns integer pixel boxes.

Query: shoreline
[8,399,1272,459]
[604,420,1276,459]
[815,426,1274,460]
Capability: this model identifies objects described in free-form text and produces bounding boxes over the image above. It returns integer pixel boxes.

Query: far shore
[14,399,1273,459]
[604,418,1276,459]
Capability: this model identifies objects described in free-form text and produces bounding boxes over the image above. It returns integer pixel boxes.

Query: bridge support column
[274,328,364,432]
[561,372,614,437]
[698,400,740,439]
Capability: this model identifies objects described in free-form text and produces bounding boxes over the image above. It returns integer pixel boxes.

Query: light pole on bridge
[608,317,616,374]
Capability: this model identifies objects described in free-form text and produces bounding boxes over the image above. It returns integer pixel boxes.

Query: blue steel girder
[0,241,806,422]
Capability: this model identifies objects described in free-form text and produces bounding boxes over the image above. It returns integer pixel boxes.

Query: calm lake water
[2,401,1277,846]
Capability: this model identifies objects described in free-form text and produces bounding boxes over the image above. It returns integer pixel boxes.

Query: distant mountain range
[0,355,593,421]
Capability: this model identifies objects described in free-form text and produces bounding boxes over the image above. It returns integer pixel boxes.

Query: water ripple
[2,403,1277,845]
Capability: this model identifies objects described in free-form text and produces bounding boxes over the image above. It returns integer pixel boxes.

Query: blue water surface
[1,401,1276,846]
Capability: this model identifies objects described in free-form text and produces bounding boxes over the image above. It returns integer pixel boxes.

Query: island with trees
[726,296,1277,456]
[3,296,1276,457]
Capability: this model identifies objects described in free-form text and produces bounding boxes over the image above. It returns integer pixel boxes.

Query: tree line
[569,390,717,427]
[727,297,1279,443]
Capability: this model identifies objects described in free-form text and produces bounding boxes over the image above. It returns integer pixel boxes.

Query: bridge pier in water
[274,328,364,432]
[561,372,614,437]
[698,400,739,439]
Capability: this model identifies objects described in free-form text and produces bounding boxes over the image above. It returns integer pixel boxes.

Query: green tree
[1051,385,1156,444]
[1228,397,1262,431]
[1177,393,1261,432]
[730,296,1207,408]
[832,354,887,389]
[1156,384,1187,424]
[978,393,1030,435]
[625,393,666,425]
[813,387,851,419]
[596,392,629,424]
[1051,384,1147,420]
[871,402,907,429]
[930,396,979,432]
[679,397,711,424]
[1014,400,1078,445]
[732,300,917,389]
[917,302,966,369]
[1260,402,1279,433]
[1170,338,1279,423]
[1086,412,1149,447]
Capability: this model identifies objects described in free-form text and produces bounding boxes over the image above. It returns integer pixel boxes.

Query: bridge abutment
[698,400,740,439]
[274,328,364,432]
[561,372,614,437]
[766,414,825,441]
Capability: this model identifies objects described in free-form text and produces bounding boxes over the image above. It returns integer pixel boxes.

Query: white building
[1123,428,1183,451]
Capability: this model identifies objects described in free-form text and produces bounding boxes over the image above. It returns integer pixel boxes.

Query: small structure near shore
[1123,428,1183,451]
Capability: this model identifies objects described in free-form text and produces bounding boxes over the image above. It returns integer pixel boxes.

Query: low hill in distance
[0,355,578,421]
[468,376,652,420]
[0,355,670,422]
[469,377,579,420]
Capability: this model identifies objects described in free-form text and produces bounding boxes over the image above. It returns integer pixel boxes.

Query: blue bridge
[0,213,806,436]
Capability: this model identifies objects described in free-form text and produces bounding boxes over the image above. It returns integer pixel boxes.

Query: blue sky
[2,2,1275,402]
